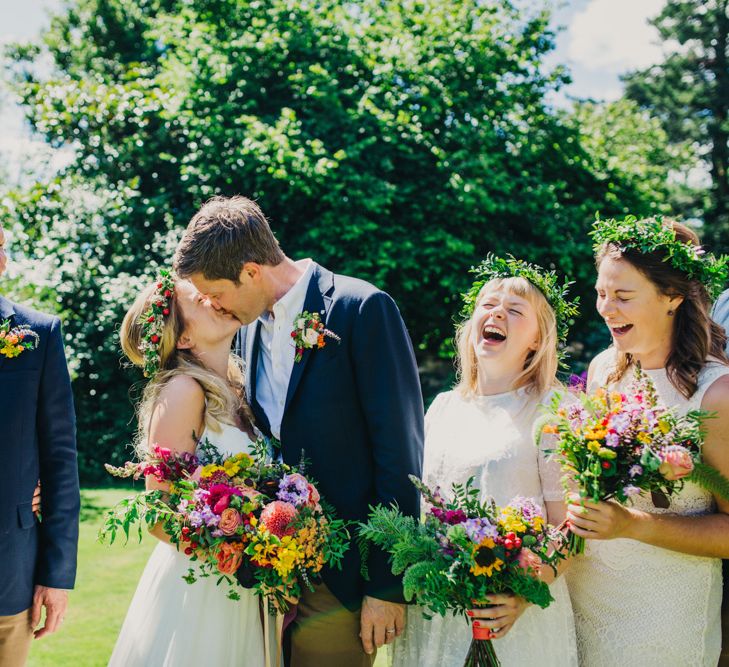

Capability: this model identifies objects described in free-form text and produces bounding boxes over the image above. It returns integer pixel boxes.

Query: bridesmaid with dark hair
[567,217,729,667]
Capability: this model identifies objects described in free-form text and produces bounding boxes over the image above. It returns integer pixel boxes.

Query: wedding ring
[385,628,395,634]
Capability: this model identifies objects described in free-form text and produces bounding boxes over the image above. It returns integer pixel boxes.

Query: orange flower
[215,542,244,575]
[542,424,558,435]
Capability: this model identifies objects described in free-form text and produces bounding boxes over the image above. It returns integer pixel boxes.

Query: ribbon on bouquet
[263,610,284,667]
[263,604,297,667]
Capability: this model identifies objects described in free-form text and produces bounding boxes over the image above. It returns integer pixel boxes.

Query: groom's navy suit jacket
[0,296,80,616]
[237,264,424,610]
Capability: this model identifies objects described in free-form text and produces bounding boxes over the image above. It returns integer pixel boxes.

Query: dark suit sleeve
[35,317,80,589]
[351,291,424,602]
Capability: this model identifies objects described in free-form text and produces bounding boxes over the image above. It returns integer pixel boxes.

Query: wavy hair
[596,220,728,398]
[455,277,559,397]
[120,280,254,453]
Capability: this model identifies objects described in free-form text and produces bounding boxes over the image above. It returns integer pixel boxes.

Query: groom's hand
[31,585,68,639]
[359,596,405,655]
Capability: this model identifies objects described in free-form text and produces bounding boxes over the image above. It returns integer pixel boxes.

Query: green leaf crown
[590,215,729,300]
[139,269,176,378]
[461,254,579,365]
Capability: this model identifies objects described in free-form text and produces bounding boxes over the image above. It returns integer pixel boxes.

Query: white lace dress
[108,423,266,667]
[391,389,578,667]
[567,348,728,667]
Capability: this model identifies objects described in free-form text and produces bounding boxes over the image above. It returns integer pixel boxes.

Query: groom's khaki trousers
[0,609,33,667]
[288,583,376,667]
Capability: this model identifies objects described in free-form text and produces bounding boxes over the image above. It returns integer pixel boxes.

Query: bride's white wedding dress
[391,388,578,667]
[566,348,728,667]
[108,423,265,667]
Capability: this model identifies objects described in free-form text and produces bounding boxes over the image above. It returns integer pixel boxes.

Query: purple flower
[430,507,467,525]
[277,473,310,506]
[623,485,641,497]
[605,432,620,448]
[509,496,543,521]
[609,412,631,435]
[568,372,587,392]
[464,518,499,543]
[188,510,203,528]
[201,505,220,528]
[628,465,643,478]
[211,529,224,538]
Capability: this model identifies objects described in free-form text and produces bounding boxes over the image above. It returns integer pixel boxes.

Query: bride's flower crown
[590,215,729,299]
[139,269,175,378]
[462,254,579,366]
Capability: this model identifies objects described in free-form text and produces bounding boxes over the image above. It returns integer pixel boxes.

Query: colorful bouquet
[360,476,565,667]
[540,366,729,555]
[100,438,350,612]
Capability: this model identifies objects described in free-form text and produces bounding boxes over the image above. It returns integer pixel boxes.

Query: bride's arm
[145,375,206,546]
[568,375,729,558]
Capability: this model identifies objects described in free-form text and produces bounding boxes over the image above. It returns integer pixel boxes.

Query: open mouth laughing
[482,324,507,345]
[609,323,633,337]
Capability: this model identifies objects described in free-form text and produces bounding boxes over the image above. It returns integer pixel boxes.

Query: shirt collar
[260,259,314,325]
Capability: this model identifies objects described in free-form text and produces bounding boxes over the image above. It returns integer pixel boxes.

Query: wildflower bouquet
[360,476,565,667]
[540,366,729,555]
[100,438,350,612]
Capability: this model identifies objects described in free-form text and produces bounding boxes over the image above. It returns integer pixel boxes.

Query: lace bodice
[423,389,564,509]
[566,347,728,667]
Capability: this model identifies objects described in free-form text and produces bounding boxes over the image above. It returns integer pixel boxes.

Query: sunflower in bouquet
[539,366,729,555]
[101,437,350,612]
[360,476,566,667]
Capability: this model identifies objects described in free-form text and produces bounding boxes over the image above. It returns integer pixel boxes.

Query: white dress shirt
[255,259,314,439]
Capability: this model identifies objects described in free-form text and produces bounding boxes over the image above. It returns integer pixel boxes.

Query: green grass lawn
[27,489,388,666]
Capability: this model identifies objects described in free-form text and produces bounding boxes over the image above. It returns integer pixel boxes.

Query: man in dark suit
[0,224,80,667]
[175,196,424,667]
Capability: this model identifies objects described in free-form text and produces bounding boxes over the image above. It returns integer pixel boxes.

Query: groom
[0,224,80,667]
[174,196,424,666]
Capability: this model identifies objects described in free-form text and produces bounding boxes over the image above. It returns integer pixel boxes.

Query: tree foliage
[1,0,685,481]
[624,0,729,242]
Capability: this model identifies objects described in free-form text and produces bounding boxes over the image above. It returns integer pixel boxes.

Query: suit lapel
[283,264,334,414]
[0,297,16,373]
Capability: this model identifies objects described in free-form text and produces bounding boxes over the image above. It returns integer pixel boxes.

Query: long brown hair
[455,277,559,397]
[596,220,728,398]
[120,280,255,451]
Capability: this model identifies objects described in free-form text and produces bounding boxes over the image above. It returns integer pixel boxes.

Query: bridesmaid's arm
[145,375,205,546]
[568,375,729,558]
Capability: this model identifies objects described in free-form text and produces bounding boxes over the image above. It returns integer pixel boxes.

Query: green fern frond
[689,462,729,501]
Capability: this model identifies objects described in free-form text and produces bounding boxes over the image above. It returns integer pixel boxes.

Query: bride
[108,272,265,666]
[391,256,578,666]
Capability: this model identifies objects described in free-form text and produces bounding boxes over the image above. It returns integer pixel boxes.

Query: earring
[668,309,674,316]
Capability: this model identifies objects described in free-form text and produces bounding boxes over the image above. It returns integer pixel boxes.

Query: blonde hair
[120,280,253,452]
[454,277,559,397]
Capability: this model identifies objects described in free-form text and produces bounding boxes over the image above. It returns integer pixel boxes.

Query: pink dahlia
[259,501,298,537]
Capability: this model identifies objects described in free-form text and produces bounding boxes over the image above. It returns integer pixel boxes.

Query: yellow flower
[200,464,225,478]
[636,432,651,445]
[470,538,504,577]
[609,392,624,406]
[499,513,527,534]
[531,515,544,531]
[587,441,601,454]
[658,419,671,434]
[585,428,607,441]
[223,460,241,476]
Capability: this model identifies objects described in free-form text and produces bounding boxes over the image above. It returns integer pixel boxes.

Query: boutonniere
[0,318,40,359]
[291,310,340,362]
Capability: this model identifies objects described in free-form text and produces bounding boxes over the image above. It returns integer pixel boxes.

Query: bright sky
[0,0,669,183]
